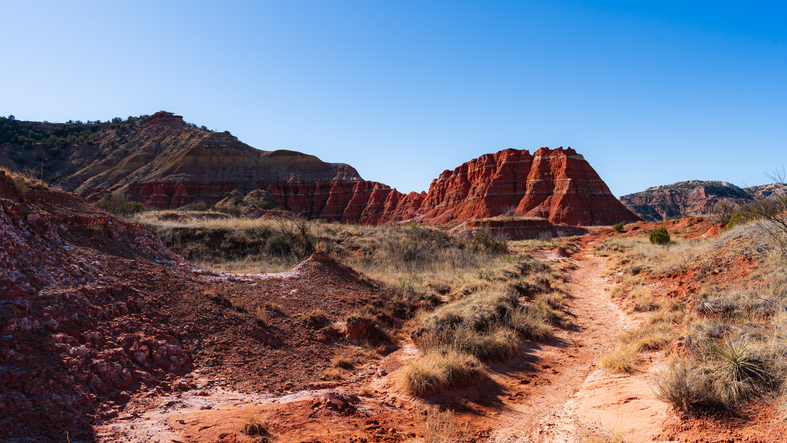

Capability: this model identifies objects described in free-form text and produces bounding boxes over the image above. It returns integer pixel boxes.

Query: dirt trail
[479,252,668,442]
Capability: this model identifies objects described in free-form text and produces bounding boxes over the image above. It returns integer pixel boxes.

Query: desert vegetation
[131,210,567,395]
[595,210,787,414]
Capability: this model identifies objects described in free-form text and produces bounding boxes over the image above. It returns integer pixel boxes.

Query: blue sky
[1,1,785,196]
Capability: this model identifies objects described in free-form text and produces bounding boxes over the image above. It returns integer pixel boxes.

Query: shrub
[331,354,355,369]
[94,192,145,217]
[654,357,713,410]
[472,226,508,253]
[649,227,671,245]
[218,206,242,217]
[419,406,461,443]
[710,339,770,407]
[322,368,343,380]
[298,309,329,328]
[257,200,271,210]
[264,234,293,256]
[241,412,269,437]
[655,339,774,411]
[612,223,624,233]
[400,348,486,396]
[599,345,637,373]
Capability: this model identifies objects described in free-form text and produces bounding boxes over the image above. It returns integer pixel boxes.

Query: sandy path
[480,253,668,442]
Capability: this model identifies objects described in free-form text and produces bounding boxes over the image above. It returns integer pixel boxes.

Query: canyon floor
[93,240,674,443]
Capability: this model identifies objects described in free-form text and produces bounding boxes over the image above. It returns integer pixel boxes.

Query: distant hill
[0,112,359,205]
[620,180,786,221]
[0,112,638,226]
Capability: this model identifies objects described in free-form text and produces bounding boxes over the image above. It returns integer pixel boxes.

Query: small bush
[298,309,329,328]
[400,348,486,396]
[654,357,713,410]
[264,234,293,256]
[331,355,355,369]
[241,412,269,437]
[322,368,343,380]
[649,227,671,245]
[419,406,461,443]
[507,306,553,341]
[94,192,145,216]
[612,223,625,233]
[710,339,770,407]
[264,302,287,316]
[472,226,508,253]
[655,339,774,411]
[599,345,637,373]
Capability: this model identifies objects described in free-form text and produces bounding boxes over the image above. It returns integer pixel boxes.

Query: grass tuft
[400,348,486,396]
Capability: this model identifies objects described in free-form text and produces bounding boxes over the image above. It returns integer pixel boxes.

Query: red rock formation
[119,147,637,226]
[512,147,637,225]
[2,113,637,226]
[411,147,639,226]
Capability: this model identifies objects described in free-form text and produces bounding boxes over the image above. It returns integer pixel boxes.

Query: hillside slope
[620,180,752,221]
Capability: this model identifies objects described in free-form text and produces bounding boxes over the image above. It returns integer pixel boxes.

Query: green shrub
[612,223,624,233]
[94,192,145,217]
[264,234,293,256]
[472,226,508,253]
[649,227,671,245]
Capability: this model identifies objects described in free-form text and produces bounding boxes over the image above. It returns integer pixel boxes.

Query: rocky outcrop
[449,217,588,240]
[414,147,639,226]
[0,170,192,440]
[620,181,753,221]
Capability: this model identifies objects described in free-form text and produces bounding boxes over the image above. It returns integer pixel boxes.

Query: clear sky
[1,1,785,196]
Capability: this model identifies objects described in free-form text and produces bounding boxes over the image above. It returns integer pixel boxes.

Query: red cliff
[408,147,638,226]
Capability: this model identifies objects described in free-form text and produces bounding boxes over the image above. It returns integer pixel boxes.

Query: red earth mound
[449,217,589,240]
[0,170,408,441]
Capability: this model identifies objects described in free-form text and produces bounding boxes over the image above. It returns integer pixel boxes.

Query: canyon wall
[1,112,639,226]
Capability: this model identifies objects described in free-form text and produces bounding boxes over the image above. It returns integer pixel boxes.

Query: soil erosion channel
[477,250,668,442]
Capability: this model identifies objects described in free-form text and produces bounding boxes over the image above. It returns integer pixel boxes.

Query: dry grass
[330,346,381,370]
[133,209,564,397]
[1,167,49,194]
[418,406,465,443]
[240,412,268,437]
[297,309,329,328]
[599,345,637,373]
[598,222,787,412]
[581,428,638,443]
[321,368,343,381]
[400,348,486,396]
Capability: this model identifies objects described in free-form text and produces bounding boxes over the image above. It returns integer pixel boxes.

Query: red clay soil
[0,170,409,442]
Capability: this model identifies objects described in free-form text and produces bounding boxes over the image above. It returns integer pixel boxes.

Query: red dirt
[0,171,410,441]
[6,172,784,442]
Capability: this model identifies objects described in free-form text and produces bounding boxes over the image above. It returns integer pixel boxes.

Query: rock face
[620,181,754,221]
[1,113,638,226]
[415,147,639,226]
